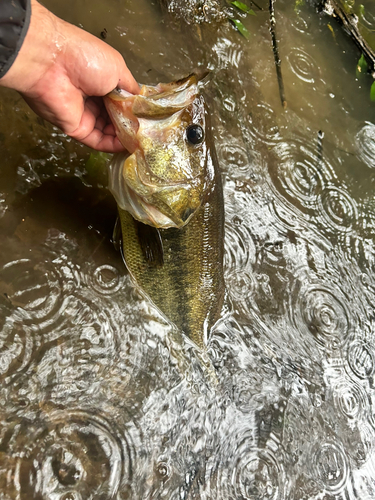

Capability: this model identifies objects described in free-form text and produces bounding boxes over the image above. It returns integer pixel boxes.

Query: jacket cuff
[0,0,32,79]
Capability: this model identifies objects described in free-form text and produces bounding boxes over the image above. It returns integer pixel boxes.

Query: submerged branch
[269,0,287,108]
[320,0,375,74]
[250,0,264,10]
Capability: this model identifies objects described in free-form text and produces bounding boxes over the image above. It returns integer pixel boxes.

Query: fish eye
[186,124,204,145]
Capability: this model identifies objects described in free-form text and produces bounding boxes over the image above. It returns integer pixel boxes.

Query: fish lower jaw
[118,189,182,229]
[119,190,179,228]
[108,152,180,228]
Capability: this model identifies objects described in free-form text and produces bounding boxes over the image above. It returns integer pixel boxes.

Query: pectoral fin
[135,219,164,268]
[112,216,122,252]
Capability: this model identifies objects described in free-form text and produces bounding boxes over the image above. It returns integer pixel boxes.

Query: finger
[69,99,99,142]
[103,123,116,136]
[68,97,125,152]
[95,115,107,132]
[117,71,140,95]
[114,57,140,95]
[85,98,101,119]
[88,98,115,133]
[79,129,126,153]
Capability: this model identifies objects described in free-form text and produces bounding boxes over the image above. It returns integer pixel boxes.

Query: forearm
[0,0,67,94]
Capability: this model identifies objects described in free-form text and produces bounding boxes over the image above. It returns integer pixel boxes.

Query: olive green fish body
[104,75,224,347]
[119,158,224,348]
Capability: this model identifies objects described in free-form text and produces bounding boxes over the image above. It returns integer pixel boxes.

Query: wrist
[0,0,64,95]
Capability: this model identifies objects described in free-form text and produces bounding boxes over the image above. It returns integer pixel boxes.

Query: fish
[104,75,225,350]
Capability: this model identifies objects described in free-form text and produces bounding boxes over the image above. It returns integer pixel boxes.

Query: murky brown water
[1,0,375,498]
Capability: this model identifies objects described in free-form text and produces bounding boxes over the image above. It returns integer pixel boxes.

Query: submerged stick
[310,130,324,195]
[320,0,375,74]
[314,129,324,186]
[317,129,324,167]
[251,0,264,10]
[269,0,287,108]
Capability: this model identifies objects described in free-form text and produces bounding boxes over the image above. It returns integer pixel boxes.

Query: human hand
[0,0,139,152]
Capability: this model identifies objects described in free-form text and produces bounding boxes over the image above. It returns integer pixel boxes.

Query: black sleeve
[0,0,31,79]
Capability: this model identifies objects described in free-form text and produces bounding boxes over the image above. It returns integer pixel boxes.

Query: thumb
[117,59,140,95]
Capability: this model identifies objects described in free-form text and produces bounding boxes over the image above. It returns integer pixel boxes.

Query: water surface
[1,0,375,498]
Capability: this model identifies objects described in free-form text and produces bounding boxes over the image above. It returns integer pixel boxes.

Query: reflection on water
[356,122,375,168]
[1,0,375,498]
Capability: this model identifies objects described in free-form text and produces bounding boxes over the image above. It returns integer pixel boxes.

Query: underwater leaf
[231,1,249,12]
[231,1,255,15]
[371,81,375,102]
[342,0,353,14]
[327,23,336,41]
[85,151,110,177]
[294,0,305,13]
[229,18,250,39]
[356,53,368,78]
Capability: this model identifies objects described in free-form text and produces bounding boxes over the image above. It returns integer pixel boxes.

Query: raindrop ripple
[0,410,131,500]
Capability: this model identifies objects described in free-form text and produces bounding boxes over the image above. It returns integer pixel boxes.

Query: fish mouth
[104,75,198,124]
[114,184,197,229]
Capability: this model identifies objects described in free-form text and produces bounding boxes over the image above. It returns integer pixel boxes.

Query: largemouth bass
[104,75,225,349]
